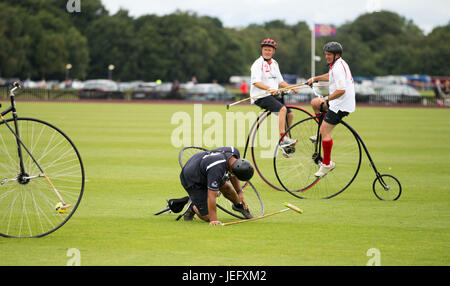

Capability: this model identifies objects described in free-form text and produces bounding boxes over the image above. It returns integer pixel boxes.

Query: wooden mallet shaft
[226,82,307,109]
[222,202,303,226]
[226,83,328,109]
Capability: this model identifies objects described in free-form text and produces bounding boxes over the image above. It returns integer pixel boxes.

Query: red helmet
[260,38,277,49]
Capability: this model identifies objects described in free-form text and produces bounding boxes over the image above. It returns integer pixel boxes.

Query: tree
[1,1,448,81]
[420,23,450,75]
[0,3,30,78]
[85,9,138,80]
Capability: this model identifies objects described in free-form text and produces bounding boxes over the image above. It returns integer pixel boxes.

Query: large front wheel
[274,117,362,199]
[249,106,313,192]
[0,118,85,238]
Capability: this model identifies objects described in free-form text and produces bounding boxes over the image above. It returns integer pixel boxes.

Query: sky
[102,0,449,34]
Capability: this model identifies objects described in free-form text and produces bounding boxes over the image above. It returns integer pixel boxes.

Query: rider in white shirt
[307,42,355,178]
[250,38,299,155]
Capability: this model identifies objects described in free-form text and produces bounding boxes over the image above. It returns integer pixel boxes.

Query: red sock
[322,139,333,165]
[280,132,286,139]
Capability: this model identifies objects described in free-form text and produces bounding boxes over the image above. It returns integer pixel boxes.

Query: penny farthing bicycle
[0,83,85,238]
[273,84,402,200]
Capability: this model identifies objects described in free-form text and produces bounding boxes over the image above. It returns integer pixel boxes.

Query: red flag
[314,24,337,37]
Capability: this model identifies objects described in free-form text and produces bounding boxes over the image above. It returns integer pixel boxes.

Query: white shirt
[250,56,284,104]
[328,57,355,113]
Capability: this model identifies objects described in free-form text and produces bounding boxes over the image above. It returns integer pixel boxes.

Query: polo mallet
[226,82,307,110]
[222,202,303,226]
[226,82,328,109]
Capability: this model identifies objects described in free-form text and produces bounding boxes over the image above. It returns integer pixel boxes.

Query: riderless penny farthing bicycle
[174,146,264,219]
[0,82,85,238]
[272,84,402,200]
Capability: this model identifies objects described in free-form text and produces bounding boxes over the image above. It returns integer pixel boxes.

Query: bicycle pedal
[285,146,296,154]
[312,153,322,164]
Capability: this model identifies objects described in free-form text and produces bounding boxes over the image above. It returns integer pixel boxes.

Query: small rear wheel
[372,174,402,201]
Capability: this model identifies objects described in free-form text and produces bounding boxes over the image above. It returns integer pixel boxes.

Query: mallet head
[283,202,303,214]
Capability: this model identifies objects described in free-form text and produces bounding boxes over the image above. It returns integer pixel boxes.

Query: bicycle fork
[312,113,324,165]
[346,123,391,191]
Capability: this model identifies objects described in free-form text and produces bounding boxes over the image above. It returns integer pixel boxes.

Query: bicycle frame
[0,83,71,206]
[1,85,28,180]
[346,123,389,189]
[310,86,388,189]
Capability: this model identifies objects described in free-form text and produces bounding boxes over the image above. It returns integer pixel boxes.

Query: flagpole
[311,22,315,78]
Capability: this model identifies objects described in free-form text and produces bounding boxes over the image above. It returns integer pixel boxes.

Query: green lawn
[0,100,449,266]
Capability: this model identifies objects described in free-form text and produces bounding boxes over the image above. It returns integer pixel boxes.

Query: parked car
[374,85,421,104]
[58,80,85,89]
[79,79,124,99]
[355,84,376,103]
[183,83,234,101]
[131,82,173,99]
[118,81,144,92]
[131,82,157,99]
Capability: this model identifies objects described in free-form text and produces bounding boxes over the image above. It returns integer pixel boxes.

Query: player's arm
[308,73,329,85]
[278,81,299,94]
[253,82,278,95]
[327,89,345,100]
[207,189,221,226]
[205,163,226,226]
[227,175,248,209]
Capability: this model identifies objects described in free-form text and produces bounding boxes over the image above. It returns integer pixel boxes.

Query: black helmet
[323,42,343,54]
[231,158,254,181]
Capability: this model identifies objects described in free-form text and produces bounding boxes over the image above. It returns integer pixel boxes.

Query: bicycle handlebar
[9,82,21,97]
[309,81,324,98]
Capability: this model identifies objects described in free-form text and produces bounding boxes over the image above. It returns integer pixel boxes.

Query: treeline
[0,0,448,83]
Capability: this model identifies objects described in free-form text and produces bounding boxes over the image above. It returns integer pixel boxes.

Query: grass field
[0,100,449,266]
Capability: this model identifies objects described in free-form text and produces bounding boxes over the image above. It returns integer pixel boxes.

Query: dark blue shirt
[181,147,240,191]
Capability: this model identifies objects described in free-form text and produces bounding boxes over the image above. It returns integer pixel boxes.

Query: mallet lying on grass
[222,202,303,226]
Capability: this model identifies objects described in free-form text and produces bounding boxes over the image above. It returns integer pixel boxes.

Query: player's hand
[307,77,315,87]
[290,87,299,94]
[238,193,248,210]
[267,88,278,95]
[209,220,222,226]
